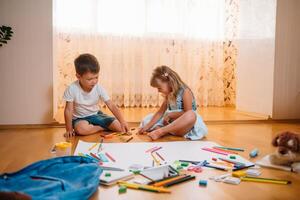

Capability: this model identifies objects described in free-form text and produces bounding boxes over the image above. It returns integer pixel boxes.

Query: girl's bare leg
[147,110,196,140]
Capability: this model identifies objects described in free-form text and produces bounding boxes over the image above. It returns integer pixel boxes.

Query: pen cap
[249,148,259,158]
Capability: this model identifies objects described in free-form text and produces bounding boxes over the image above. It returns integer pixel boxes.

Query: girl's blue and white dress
[140,87,208,140]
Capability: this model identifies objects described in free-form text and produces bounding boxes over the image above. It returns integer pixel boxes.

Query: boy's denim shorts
[72,111,115,130]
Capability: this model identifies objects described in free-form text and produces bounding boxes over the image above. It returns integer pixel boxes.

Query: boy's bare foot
[147,129,164,140]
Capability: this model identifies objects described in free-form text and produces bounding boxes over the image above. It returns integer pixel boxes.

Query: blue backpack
[0,156,102,200]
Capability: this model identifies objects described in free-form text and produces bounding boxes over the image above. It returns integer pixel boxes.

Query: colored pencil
[213,147,238,154]
[105,152,116,162]
[90,152,101,161]
[97,138,103,153]
[216,146,244,152]
[146,146,157,153]
[241,177,291,185]
[178,160,201,165]
[218,158,245,166]
[201,147,228,155]
[233,164,255,171]
[125,137,133,142]
[152,175,186,187]
[203,164,228,171]
[88,143,98,151]
[103,133,114,139]
[118,181,171,193]
[148,175,180,185]
[164,175,196,187]
[212,161,234,167]
[155,152,165,161]
[151,153,161,165]
[85,154,98,161]
[151,146,162,153]
[100,165,124,171]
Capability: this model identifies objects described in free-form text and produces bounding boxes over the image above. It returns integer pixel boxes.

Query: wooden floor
[1,122,300,200]
[54,106,269,124]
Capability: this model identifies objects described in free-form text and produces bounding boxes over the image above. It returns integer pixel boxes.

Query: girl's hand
[163,113,172,125]
[120,121,129,132]
[137,126,148,134]
[64,130,75,138]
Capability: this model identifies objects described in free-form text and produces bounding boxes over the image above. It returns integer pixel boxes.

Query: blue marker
[249,148,259,158]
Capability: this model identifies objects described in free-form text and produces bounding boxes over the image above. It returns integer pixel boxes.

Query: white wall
[0,0,53,124]
[236,0,277,117]
[272,0,300,119]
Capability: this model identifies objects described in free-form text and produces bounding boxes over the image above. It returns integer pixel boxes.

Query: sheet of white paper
[74,140,254,169]
[141,165,170,180]
[100,171,134,186]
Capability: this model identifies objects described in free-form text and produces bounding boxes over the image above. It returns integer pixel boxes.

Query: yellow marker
[118,181,171,193]
[232,171,247,178]
[241,177,291,185]
[88,143,99,151]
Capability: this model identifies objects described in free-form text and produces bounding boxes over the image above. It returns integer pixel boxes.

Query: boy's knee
[115,127,123,132]
[75,125,88,135]
[109,120,123,132]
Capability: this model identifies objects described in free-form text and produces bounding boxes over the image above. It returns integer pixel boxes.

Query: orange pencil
[152,175,186,187]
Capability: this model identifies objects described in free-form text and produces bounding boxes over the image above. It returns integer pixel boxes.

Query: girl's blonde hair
[150,66,188,103]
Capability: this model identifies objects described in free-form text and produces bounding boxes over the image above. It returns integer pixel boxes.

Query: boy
[63,53,128,137]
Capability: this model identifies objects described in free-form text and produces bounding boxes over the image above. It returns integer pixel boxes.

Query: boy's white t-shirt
[63,80,110,119]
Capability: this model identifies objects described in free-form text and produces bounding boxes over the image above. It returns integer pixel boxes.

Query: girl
[138,66,208,140]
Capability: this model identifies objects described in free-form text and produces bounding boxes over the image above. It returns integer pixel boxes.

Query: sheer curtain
[53,0,238,119]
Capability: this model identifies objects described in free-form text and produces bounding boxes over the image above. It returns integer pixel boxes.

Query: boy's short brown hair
[74,53,100,75]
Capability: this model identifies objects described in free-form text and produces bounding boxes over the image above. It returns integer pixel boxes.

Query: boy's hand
[64,130,75,138]
[120,121,129,133]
